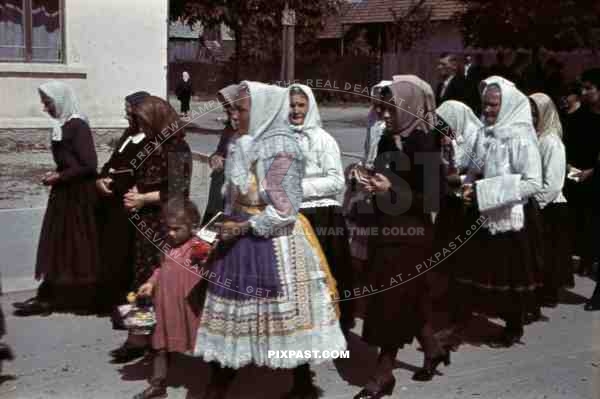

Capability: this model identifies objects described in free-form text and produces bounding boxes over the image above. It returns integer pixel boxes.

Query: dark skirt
[539,202,574,299]
[565,179,593,262]
[35,179,100,307]
[361,212,436,348]
[201,169,225,226]
[455,203,541,319]
[361,242,434,348]
[96,196,135,309]
[300,206,355,325]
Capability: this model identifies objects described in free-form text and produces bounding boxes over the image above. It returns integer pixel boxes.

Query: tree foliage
[170,0,345,80]
[459,0,600,51]
[389,0,433,52]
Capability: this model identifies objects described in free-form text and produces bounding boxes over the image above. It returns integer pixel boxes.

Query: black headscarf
[125,91,150,107]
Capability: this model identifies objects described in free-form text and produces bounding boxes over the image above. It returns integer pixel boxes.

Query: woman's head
[234,81,288,138]
[379,75,437,137]
[182,71,190,82]
[39,90,57,118]
[479,76,537,141]
[217,84,240,130]
[132,96,183,139]
[581,68,600,107]
[38,81,81,120]
[436,100,482,142]
[370,81,393,121]
[232,85,251,135]
[124,91,150,129]
[289,86,309,126]
[163,197,200,246]
[481,84,502,126]
[530,93,563,139]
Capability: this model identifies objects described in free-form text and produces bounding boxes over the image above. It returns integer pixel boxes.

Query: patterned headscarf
[384,75,437,137]
[38,80,87,141]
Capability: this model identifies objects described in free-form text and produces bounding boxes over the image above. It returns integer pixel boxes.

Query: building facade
[0,0,168,128]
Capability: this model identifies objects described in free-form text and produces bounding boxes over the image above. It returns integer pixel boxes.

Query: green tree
[170,0,345,81]
[459,0,600,51]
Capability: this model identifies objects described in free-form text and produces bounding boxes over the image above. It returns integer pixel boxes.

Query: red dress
[148,237,210,353]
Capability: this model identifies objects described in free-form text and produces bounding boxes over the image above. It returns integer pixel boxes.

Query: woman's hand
[124,186,144,211]
[96,177,113,196]
[209,154,225,171]
[462,183,475,206]
[215,220,250,242]
[42,171,60,186]
[366,173,392,193]
[137,282,154,297]
[576,168,594,182]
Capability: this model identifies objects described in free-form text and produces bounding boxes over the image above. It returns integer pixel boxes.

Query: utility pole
[281,2,296,83]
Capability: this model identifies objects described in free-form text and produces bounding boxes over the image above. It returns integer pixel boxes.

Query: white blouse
[535,133,567,209]
[297,130,345,208]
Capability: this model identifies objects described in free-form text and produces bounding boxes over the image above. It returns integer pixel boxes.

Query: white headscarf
[368,80,392,126]
[288,83,321,135]
[38,81,87,142]
[436,100,483,170]
[182,71,190,82]
[225,81,289,194]
[479,76,537,142]
[529,93,563,139]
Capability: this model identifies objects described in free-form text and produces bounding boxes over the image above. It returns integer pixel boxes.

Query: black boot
[412,351,451,382]
[282,364,322,399]
[585,281,600,311]
[204,363,235,399]
[0,343,14,361]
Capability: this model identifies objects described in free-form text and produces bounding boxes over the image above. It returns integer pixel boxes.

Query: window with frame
[0,0,63,63]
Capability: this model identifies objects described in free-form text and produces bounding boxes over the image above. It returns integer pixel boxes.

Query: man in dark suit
[436,53,479,113]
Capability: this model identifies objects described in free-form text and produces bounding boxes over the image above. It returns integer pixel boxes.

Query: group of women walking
[8,69,583,399]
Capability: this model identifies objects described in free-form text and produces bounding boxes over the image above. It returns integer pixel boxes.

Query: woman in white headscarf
[175,71,193,117]
[434,100,484,341]
[529,93,573,306]
[457,76,543,347]
[288,84,355,334]
[193,82,346,399]
[13,81,100,316]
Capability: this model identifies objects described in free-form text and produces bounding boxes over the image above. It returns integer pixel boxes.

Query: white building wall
[0,0,168,128]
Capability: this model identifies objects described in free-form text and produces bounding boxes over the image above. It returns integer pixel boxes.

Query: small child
[133,198,212,399]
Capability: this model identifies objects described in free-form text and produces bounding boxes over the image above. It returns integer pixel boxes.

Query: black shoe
[353,376,396,399]
[110,344,147,363]
[132,385,167,399]
[12,297,38,309]
[281,383,323,399]
[0,343,14,361]
[412,351,451,382]
[584,301,600,311]
[489,328,523,348]
[13,299,52,316]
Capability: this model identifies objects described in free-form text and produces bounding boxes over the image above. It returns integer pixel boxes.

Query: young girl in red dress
[133,198,211,399]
